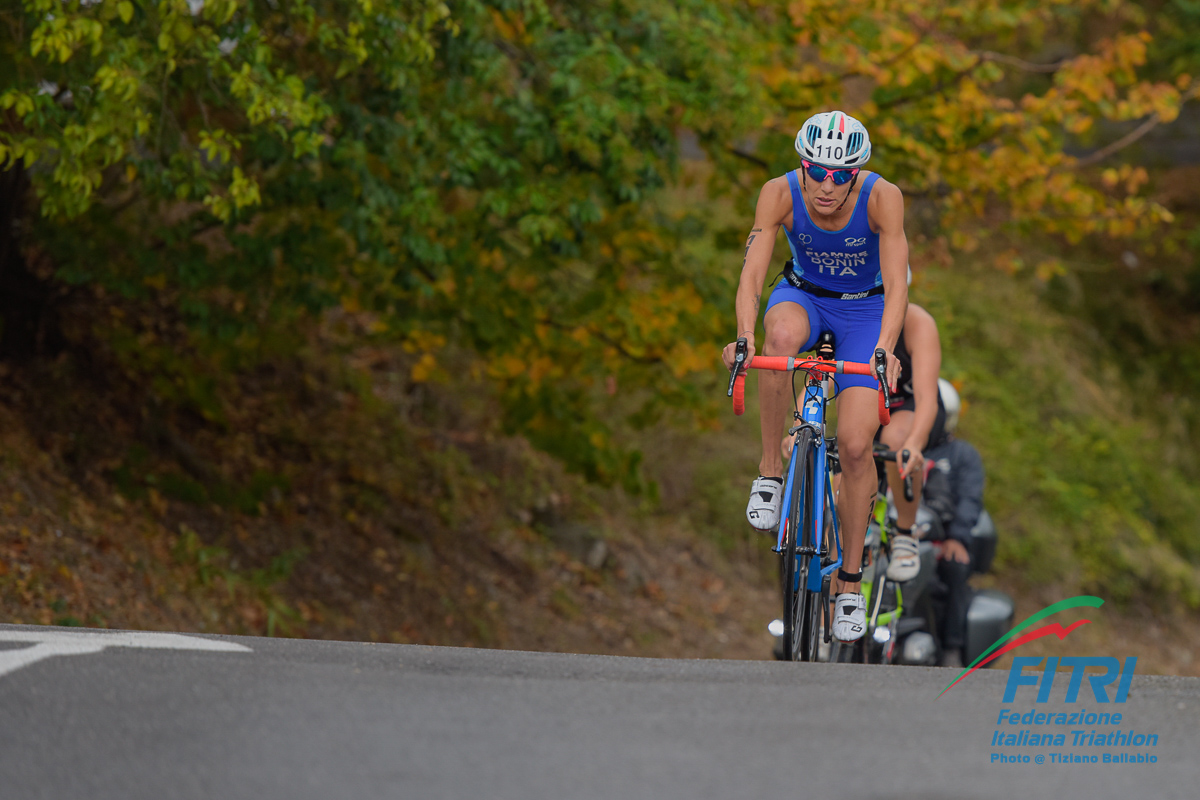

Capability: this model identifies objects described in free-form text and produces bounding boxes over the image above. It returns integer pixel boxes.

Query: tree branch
[537,316,661,365]
[1072,115,1162,169]
[725,146,769,170]
[1073,85,1200,169]
[974,51,1064,73]
[778,46,1060,114]
[873,59,981,111]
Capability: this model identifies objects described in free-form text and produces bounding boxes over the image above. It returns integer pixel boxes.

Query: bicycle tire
[834,637,865,663]
[798,435,827,662]
[781,428,820,662]
[799,564,822,662]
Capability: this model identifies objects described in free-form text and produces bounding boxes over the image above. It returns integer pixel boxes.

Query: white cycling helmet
[794,110,872,168]
[938,378,960,434]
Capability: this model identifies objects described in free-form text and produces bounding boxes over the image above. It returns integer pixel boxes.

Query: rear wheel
[833,637,865,663]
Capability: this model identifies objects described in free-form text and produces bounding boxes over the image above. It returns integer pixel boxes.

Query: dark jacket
[922,437,985,546]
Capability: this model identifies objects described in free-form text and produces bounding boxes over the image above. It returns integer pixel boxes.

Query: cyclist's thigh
[816,295,883,392]
[834,386,882,466]
[763,284,821,354]
[878,409,914,448]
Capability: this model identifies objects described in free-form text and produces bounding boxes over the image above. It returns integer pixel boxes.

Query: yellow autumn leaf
[410,353,437,383]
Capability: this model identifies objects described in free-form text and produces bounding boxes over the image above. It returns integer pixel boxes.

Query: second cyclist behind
[875,299,943,582]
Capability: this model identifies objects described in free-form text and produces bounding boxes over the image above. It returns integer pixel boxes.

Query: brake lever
[900,448,914,502]
[874,347,892,409]
[727,337,748,397]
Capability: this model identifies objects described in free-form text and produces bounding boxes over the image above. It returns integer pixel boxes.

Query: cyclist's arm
[870,180,909,385]
[726,180,788,368]
[904,304,942,452]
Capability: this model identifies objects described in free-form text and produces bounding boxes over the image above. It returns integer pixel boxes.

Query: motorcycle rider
[921,379,984,669]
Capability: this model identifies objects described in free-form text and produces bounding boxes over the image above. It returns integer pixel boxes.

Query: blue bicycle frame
[775,373,843,593]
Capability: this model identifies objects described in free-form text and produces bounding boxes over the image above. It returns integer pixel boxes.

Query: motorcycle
[828,493,1014,666]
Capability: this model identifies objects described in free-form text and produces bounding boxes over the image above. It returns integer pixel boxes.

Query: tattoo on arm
[753,292,760,314]
[742,230,761,269]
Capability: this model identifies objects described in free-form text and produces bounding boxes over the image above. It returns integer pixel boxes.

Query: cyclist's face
[803,170,855,217]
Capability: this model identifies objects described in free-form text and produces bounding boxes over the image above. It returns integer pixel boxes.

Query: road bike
[727,334,891,661]
[830,445,912,665]
[831,448,1014,667]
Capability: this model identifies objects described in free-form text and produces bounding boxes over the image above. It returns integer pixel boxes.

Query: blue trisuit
[763,170,885,391]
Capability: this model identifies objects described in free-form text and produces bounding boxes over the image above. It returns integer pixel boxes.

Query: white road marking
[0,629,251,679]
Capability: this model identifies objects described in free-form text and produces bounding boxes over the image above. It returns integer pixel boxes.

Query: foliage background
[1,0,1200,664]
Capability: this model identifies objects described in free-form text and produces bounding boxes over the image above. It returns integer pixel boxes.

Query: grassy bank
[915,256,1200,610]
[0,248,1197,675]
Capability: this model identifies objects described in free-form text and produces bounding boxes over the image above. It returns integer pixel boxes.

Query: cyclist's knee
[837,434,873,472]
[763,317,808,356]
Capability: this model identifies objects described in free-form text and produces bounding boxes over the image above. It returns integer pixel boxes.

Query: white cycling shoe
[746,476,784,531]
[832,592,866,642]
[886,531,921,582]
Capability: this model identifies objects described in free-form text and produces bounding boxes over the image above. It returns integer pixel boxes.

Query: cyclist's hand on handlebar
[898,441,925,479]
[875,347,901,392]
[722,338,755,373]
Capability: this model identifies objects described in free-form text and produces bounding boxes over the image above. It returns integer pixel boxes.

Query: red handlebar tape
[730,357,889,425]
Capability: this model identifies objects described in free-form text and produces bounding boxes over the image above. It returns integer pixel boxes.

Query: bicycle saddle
[815,331,835,361]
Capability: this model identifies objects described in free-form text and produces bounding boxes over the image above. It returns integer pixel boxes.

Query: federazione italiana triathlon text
[990,707,1159,748]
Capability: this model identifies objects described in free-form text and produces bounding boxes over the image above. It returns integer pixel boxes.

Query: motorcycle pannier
[969,509,997,574]
[964,589,1015,667]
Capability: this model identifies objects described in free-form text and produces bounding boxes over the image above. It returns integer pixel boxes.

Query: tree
[1,0,1194,484]
[1,0,763,482]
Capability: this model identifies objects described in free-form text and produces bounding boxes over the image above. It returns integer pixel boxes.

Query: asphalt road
[1,625,1197,799]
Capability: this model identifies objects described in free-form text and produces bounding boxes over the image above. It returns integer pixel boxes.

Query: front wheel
[782,428,821,662]
[783,554,823,662]
[798,564,823,662]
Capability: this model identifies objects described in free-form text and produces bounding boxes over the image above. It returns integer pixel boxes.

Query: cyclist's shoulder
[865,173,902,202]
[865,173,903,225]
[755,175,795,220]
[759,173,794,195]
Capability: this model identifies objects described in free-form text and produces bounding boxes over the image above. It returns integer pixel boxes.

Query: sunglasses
[801,160,859,186]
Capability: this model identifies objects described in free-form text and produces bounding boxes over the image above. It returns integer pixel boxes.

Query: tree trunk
[0,169,64,360]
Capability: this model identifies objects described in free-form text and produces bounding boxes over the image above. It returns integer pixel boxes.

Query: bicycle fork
[801,377,843,644]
